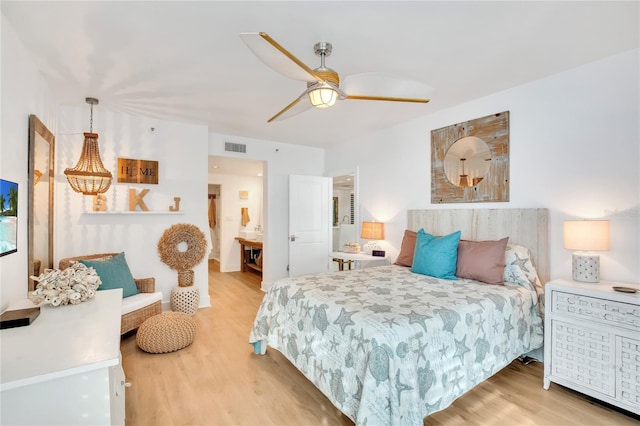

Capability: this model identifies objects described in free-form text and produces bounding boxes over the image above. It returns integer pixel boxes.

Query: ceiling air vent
[225,142,247,153]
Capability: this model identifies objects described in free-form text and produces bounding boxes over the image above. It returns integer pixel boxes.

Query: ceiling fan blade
[240,32,322,83]
[345,95,430,103]
[267,91,313,122]
[343,72,435,103]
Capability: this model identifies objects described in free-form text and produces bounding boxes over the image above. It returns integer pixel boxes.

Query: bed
[250,208,548,425]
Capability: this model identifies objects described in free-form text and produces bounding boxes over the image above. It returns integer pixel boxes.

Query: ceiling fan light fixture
[240,33,432,121]
[308,85,338,108]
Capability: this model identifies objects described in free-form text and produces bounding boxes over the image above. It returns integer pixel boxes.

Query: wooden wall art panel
[118,158,159,184]
[431,111,509,203]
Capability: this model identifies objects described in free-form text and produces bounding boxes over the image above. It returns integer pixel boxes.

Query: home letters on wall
[129,188,150,211]
[431,111,510,203]
[118,158,159,184]
[93,194,107,211]
[92,191,181,212]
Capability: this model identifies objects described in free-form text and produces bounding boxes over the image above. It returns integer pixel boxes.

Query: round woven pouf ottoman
[170,285,200,315]
[136,312,196,354]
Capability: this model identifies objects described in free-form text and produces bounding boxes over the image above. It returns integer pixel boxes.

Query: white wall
[0,15,59,311]
[55,107,211,309]
[208,173,263,272]
[208,134,325,290]
[326,49,640,285]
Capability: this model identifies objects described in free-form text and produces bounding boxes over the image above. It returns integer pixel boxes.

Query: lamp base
[572,252,600,283]
[362,241,378,255]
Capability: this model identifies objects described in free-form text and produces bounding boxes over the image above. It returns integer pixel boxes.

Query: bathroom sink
[239,230,256,240]
[239,230,263,241]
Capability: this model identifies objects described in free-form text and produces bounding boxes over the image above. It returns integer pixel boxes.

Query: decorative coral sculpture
[29,262,101,306]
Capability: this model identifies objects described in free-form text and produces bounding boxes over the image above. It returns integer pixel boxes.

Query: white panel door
[289,175,331,277]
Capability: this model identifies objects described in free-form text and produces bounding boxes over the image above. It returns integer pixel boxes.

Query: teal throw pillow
[79,252,140,298]
[410,229,461,280]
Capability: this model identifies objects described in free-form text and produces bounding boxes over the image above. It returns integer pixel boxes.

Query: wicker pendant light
[64,97,112,195]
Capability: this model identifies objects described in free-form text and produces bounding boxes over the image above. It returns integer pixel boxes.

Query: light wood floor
[120,260,639,425]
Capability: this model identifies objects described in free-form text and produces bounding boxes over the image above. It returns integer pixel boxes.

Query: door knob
[290,235,296,242]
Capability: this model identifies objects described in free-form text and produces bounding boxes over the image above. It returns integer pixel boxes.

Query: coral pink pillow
[394,230,417,267]
[456,237,509,285]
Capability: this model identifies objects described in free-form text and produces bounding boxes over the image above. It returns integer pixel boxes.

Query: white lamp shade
[563,220,610,251]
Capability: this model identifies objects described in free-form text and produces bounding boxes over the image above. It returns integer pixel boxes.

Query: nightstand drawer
[552,291,640,330]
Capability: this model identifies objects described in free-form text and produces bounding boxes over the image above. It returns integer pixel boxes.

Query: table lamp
[563,220,610,283]
[361,221,384,255]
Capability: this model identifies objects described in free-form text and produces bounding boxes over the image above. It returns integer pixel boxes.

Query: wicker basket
[178,269,194,287]
[343,243,361,253]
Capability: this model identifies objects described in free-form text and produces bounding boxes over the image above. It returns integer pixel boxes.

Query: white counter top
[331,251,386,261]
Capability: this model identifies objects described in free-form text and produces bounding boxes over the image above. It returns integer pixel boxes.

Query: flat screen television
[0,179,18,257]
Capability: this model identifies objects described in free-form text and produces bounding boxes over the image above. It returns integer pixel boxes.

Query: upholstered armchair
[59,253,163,334]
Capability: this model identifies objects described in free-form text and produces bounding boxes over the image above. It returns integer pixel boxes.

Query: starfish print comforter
[249,265,543,425]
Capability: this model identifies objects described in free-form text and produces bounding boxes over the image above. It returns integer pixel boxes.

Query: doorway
[208,156,265,275]
[208,184,221,261]
[330,170,358,253]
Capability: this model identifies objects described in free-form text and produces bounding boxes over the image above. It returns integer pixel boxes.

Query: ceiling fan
[240,32,435,122]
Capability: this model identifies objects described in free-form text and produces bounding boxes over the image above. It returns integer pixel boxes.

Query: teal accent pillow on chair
[410,229,461,280]
[80,252,140,298]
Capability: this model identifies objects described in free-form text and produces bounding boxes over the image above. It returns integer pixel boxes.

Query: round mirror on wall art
[443,136,491,188]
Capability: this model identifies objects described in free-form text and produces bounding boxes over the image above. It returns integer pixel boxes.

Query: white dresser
[544,279,640,415]
[1,289,125,425]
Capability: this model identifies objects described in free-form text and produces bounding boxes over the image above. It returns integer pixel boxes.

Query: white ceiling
[3,1,638,149]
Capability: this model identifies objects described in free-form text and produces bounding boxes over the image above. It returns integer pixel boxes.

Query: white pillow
[504,244,545,317]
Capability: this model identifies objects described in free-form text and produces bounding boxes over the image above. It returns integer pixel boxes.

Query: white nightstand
[543,279,639,415]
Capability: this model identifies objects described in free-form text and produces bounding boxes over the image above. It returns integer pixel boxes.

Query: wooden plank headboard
[407,209,549,284]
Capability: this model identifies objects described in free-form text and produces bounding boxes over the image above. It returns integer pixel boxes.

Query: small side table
[170,286,200,316]
[330,252,389,271]
[332,257,355,271]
